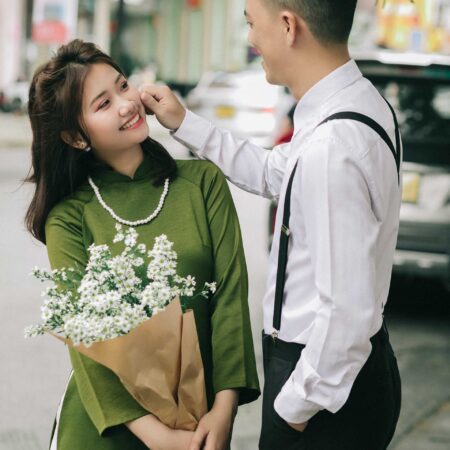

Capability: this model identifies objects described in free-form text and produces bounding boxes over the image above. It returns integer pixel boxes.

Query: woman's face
[81,63,149,155]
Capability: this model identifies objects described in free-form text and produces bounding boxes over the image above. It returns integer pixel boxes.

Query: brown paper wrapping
[50,297,207,431]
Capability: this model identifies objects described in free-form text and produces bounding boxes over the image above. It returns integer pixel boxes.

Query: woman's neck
[99,145,144,179]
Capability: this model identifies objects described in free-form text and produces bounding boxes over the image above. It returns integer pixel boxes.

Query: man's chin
[264,71,281,87]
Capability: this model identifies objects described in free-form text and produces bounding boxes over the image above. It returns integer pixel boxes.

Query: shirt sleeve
[203,166,261,405]
[45,206,148,436]
[172,110,291,199]
[274,135,379,423]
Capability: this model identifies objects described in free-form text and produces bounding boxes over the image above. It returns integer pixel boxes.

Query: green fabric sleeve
[45,206,148,436]
[204,168,261,405]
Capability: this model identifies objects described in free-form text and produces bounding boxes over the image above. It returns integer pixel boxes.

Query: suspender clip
[281,225,291,236]
[271,330,279,342]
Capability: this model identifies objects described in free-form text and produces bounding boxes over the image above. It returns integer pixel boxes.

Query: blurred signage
[32,0,79,44]
[186,0,202,8]
[376,0,450,54]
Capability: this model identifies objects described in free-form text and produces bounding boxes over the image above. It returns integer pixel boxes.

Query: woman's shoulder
[46,182,94,226]
[175,160,225,188]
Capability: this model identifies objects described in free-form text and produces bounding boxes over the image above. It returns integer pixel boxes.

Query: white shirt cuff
[274,375,322,424]
[170,110,213,153]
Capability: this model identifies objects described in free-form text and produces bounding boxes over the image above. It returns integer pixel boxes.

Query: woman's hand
[166,429,195,450]
[189,389,239,450]
[126,414,194,450]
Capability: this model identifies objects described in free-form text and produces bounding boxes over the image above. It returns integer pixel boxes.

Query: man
[140,1,402,449]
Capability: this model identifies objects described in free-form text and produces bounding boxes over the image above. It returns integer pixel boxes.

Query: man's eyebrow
[89,73,123,107]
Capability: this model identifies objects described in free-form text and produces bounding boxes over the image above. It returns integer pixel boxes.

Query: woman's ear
[60,131,89,151]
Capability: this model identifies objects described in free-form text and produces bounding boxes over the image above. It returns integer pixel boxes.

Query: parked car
[185,66,292,148]
[269,50,450,292]
[2,79,29,113]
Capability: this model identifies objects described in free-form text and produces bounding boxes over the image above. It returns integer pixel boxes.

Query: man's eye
[98,99,109,109]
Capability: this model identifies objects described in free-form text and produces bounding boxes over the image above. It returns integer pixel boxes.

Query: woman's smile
[120,113,144,131]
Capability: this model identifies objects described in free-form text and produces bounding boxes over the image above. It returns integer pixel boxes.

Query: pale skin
[61,62,240,450]
[125,389,238,450]
[140,0,354,435]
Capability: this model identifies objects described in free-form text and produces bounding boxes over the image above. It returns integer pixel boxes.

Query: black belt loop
[271,104,401,337]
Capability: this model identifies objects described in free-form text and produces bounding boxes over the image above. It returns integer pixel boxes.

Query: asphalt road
[0,114,449,450]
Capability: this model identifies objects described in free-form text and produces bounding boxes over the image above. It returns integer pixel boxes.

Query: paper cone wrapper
[50,297,207,430]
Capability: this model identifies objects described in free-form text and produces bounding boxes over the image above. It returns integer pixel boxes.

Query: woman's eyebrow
[89,73,122,107]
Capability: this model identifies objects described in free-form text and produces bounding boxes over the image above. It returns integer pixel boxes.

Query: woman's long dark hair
[25,39,177,244]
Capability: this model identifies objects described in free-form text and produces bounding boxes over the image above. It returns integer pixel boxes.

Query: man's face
[245,0,289,86]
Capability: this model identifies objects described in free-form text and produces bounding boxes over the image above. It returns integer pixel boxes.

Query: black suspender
[318,109,401,184]
[272,160,298,336]
[272,106,401,336]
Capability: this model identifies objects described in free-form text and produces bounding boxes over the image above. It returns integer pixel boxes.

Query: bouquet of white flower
[25,224,215,430]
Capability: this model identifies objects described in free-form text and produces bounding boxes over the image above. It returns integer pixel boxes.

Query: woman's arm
[126,415,194,450]
[189,164,260,449]
[202,166,260,405]
[189,390,238,450]
[45,205,151,443]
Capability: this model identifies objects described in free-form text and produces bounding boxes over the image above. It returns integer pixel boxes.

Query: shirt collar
[293,59,363,135]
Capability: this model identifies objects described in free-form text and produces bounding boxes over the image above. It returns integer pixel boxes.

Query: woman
[25,39,260,450]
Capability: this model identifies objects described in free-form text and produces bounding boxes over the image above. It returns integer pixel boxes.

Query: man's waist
[262,321,388,363]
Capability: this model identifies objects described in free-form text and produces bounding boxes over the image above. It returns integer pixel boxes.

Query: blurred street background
[1,0,449,449]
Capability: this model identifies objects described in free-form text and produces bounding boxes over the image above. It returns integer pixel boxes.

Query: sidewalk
[0,113,32,149]
[392,400,450,450]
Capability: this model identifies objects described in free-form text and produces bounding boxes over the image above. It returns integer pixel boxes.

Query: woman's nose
[119,101,136,117]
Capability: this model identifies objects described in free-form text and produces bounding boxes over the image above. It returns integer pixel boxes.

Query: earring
[84,145,91,153]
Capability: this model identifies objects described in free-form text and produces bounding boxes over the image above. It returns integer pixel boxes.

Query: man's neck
[289,45,351,101]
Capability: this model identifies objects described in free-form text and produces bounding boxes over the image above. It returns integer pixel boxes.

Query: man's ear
[61,131,88,151]
[281,11,299,46]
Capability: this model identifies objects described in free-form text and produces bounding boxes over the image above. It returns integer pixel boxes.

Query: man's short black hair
[265,0,357,45]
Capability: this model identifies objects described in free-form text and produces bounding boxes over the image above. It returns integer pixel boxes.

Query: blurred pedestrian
[140,1,402,449]
[274,102,296,145]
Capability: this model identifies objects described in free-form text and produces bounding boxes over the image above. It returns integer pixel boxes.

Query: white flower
[113,233,124,243]
[205,282,217,294]
[25,223,216,346]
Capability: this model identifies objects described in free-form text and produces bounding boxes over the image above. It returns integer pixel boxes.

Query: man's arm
[140,85,291,198]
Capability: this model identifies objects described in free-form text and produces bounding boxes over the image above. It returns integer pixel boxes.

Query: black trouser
[259,323,401,450]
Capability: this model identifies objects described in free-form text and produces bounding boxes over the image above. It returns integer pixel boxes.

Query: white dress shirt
[172,60,402,424]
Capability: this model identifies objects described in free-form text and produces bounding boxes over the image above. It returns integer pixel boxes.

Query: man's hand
[190,390,238,450]
[287,421,308,432]
[139,84,186,131]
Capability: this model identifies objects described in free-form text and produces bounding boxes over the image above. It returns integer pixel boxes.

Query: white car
[3,80,29,112]
[185,68,293,148]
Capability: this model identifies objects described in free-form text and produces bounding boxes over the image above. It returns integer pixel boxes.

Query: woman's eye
[98,99,109,110]
[121,81,129,90]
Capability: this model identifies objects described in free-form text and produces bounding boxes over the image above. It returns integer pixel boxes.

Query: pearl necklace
[88,176,169,227]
